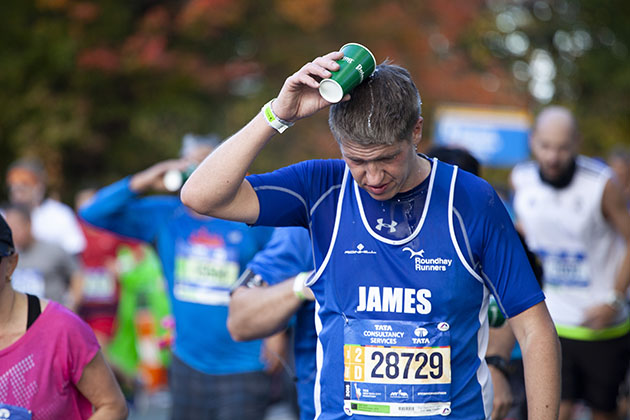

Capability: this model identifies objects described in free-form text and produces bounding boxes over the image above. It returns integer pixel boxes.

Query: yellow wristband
[261,99,294,133]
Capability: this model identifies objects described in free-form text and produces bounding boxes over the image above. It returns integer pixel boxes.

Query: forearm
[228,278,303,341]
[603,179,630,296]
[181,111,277,222]
[487,323,516,360]
[613,248,630,296]
[79,178,135,227]
[88,403,128,420]
[182,51,344,220]
[522,335,561,420]
[78,179,154,242]
[79,351,128,420]
[511,304,561,420]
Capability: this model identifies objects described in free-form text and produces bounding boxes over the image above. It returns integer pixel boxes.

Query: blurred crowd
[1,116,630,420]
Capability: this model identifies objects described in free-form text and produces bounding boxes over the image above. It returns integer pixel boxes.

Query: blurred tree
[1,0,542,203]
[465,0,630,157]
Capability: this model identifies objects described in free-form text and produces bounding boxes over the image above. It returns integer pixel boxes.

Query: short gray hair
[328,62,422,146]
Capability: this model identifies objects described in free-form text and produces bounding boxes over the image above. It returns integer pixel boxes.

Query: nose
[364,162,384,185]
[546,148,563,166]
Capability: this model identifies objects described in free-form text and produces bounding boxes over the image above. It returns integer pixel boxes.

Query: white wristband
[293,272,311,300]
[605,290,626,311]
[261,99,294,133]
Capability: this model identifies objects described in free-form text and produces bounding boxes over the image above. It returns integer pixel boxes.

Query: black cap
[0,214,15,257]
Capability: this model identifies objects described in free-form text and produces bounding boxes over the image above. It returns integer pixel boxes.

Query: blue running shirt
[79,177,273,375]
[247,226,317,420]
[247,157,543,420]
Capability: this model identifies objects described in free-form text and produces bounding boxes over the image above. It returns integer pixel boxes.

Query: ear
[6,253,18,279]
[412,117,424,147]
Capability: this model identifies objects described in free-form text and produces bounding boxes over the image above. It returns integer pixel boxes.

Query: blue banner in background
[433,105,532,167]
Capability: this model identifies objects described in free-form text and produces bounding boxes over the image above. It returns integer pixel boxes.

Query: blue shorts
[169,354,271,420]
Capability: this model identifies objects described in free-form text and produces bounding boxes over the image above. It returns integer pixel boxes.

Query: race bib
[82,267,116,302]
[343,319,452,417]
[0,404,32,420]
[173,242,239,305]
[540,251,589,287]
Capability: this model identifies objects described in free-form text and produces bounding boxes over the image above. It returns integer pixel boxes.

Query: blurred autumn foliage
[0,0,628,202]
[467,0,630,159]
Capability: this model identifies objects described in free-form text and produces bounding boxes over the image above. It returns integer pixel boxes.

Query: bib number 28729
[343,319,452,417]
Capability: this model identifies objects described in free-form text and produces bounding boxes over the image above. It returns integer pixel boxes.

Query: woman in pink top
[0,213,128,420]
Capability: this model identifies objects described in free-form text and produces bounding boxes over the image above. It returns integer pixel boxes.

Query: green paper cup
[319,43,377,103]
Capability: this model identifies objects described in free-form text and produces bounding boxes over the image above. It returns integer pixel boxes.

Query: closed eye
[347,157,366,165]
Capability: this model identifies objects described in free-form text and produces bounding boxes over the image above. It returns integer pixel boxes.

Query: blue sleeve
[246,159,345,228]
[247,226,314,285]
[455,171,544,318]
[252,225,275,251]
[78,177,179,243]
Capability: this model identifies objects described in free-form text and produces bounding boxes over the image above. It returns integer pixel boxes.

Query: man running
[511,106,630,420]
[182,50,560,419]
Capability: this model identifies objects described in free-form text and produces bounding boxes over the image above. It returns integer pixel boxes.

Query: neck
[0,286,18,331]
[408,155,431,189]
[16,236,35,252]
[400,155,431,192]
[540,158,577,189]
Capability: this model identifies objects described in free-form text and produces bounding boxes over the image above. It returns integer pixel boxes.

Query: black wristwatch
[485,355,510,377]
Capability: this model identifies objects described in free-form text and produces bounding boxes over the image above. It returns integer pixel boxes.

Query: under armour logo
[375,218,398,233]
[402,247,424,258]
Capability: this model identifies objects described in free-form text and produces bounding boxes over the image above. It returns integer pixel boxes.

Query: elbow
[117,402,129,420]
[180,183,200,212]
[227,316,250,342]
[180,181,215,216]
[227,301,259,342]
[112,389,130,420]
[105,398,128,420]
[77,207,93,225]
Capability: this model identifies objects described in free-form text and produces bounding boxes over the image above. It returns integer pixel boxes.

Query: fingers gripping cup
[319,43,377,103]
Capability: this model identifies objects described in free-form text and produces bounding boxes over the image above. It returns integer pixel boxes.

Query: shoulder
[42,301,96,336]
[453,169,513,242]
[250,159,344,183]
[43,300,74,319]
[454,169,500,208]
[282,158,344,173]
[301,159,346,178]
[39,301,100,378]
[510,160,538,188]
[576,155,613,180]
[247,159,345,204]
[35,198,76,218]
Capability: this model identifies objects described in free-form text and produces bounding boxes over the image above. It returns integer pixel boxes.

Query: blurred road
[127,391,298,420]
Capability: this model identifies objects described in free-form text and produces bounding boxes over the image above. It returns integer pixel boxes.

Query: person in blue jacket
[228,226,316,420]
[79,134,275,420]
